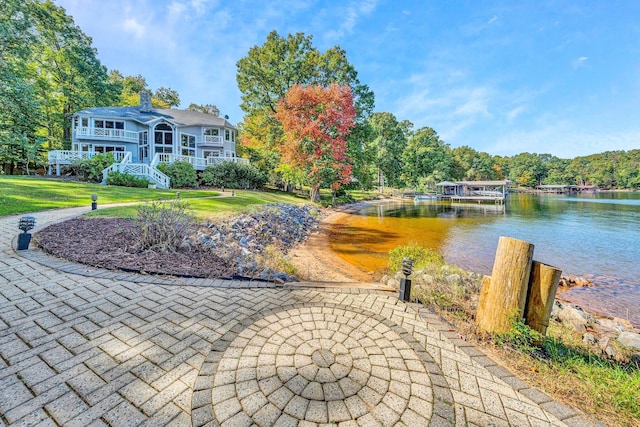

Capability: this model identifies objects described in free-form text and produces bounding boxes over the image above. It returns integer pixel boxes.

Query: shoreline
[288,200,387,283]
[290,199,638,327]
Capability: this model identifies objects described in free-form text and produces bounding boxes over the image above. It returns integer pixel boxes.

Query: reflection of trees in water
[365,201,506,219]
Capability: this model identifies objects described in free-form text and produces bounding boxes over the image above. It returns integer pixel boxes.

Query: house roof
[75,106,237,129]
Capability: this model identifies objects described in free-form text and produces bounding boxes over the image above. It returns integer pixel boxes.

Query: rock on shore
[552,301,640,364]
[195,204,320,282]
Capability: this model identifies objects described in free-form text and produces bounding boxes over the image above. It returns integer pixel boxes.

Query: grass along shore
[384,245,640,427]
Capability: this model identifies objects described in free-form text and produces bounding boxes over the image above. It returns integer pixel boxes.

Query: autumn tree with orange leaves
[275,84,357,202]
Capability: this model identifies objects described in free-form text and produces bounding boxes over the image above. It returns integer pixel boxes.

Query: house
[47,92,247,188]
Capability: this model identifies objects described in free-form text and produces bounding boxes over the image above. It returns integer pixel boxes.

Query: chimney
[139,91,152,113]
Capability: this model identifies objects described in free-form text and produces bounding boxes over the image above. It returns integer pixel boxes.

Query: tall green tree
[29,0,119,148]
[508,153,548,187]
[402,127,452,189]
[0,0,43,174]
[155,86,180,108]
[368,112,410,188]
[451,145,498,181]
[236,30,375,185]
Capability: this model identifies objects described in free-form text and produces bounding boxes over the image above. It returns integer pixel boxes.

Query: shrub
[157,161,197,188]
[106,171,149,188]
[135,198,196,251]
[72,153,115,182]
[388,243,445,273]
[200,162,267,189]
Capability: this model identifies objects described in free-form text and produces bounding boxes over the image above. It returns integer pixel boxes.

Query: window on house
[154,123,173,154]
[180,134,196,156]
[94,120,124,129]
[225,130,230,141]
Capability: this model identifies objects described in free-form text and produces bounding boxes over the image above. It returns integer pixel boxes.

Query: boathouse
[435,180,511,203]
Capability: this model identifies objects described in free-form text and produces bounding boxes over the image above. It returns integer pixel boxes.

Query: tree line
[236,32,640,192]
[2,3,638,190]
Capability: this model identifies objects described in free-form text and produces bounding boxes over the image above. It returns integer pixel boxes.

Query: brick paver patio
[0,207,601,426]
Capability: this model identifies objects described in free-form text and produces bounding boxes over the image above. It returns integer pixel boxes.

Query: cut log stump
[525,261,562,339]
[476,236,534,334]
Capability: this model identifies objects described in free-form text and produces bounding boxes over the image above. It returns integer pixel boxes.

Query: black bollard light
[399,257,413,301]
[17,216,36,250]
[91,194,98,210]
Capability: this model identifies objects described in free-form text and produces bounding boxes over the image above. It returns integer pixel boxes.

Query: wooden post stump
[476,236,534,334]
[524,261,562,339]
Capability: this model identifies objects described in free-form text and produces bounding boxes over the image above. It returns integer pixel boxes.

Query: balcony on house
[196,135,224,146]
[75,126,139,143]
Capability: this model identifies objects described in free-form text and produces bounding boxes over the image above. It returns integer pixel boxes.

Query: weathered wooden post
[524,261,562,339]
[476,236,534,334]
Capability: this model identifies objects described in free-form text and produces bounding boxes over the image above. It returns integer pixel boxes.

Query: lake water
[329,192,640,326]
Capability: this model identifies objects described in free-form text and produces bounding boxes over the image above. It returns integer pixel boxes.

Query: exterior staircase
[101,152,171,189]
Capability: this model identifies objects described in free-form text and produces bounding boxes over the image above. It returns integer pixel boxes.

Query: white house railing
[48,150,130,163]
[102,161,170,189]
[206,156,249,166]
[152,153,208,169]
[196,135,224,145]
[75,126,139,142]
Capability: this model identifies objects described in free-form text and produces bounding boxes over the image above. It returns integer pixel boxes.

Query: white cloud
[487,15,498,25]
[325,0,378,40]
[122,18,146,39]
[168,1,187,16]
[506,105,526,122]
[573,56,589,69]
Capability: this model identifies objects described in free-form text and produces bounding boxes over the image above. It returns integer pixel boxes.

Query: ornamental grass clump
[388,243,482,329]
[136,198,196,251]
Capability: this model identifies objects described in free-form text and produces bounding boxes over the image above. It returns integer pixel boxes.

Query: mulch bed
[34,218,235,278]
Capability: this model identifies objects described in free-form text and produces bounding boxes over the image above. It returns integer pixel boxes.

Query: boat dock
[436,180,510,204]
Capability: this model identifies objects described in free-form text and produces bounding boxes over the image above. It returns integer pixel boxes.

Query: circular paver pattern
[210,306,434,426]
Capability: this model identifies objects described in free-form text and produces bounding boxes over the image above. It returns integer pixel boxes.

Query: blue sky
[55,0,640,158]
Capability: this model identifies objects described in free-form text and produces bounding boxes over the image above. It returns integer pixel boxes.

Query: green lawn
[85,190,310,220]
[0,176,380,219]
[0,176,222,216]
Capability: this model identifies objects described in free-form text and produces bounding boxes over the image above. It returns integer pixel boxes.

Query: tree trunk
[524,261,562,340]
[310,185,321,203]
[476,236,534,334]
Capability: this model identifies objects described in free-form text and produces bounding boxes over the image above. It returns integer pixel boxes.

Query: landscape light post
[91,194,98,210]
[17,216,36,250]
[399,257,413,301]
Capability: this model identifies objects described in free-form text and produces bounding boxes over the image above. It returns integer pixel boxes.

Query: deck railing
[205,156,249,166]
[196,135,224,145]
[75,126,139,142]
[152,153,208,169]
[48,150,130,163]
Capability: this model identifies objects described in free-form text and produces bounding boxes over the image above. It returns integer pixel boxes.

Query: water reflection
[330,193,640,325]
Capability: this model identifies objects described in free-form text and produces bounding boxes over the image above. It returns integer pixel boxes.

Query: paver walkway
[0,207,601,426]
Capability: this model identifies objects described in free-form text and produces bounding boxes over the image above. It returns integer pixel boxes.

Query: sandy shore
[288,204,380,283]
